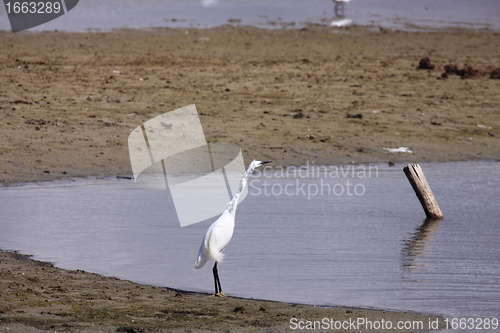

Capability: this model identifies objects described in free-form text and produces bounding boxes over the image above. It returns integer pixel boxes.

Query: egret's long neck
[226,162,257,216]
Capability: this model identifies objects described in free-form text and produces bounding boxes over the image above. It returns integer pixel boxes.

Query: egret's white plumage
[194,209,233,268]
[195,159,271,296]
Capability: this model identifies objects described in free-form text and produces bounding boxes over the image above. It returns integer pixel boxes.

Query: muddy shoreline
[0,251,445,332]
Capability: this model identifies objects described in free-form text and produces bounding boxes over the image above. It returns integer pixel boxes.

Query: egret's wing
[195,233,210,268]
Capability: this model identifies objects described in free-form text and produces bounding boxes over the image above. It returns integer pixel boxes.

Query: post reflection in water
[402,218,443,275]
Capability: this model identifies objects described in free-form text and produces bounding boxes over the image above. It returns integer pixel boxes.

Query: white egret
[201,0,218,7]
[195,159,272,296]
[333,0,351,16]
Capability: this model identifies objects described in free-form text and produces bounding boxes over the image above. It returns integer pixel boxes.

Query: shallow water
[1,160,499,329]
[0,0,499,32]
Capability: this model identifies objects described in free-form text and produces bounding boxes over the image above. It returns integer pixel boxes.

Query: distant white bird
[333,0,351,5]
[201,0,218,7]
[195,159,271,296]
[330,16,353,27]
[333,0,351,16]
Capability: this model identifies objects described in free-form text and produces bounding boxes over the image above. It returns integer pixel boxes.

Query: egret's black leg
[213,262,223,295]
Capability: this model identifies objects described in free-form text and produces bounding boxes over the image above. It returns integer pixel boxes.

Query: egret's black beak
[261,161,272,165]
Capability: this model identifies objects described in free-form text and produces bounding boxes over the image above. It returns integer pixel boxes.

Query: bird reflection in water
[330,0,353,27]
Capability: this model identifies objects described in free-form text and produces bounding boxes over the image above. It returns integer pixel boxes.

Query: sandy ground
[1,25,500,331]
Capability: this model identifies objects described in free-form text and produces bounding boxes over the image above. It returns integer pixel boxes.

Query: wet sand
[1,25,500,331]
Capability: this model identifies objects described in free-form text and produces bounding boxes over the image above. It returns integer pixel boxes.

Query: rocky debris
[417,57,435,70]
[346,113,362,119]
[490,69,500,79]
[233,306,246,313]
[457,66,479,78]
[444,64,458,74]
[442,64,479,79]
[25,119,46,125]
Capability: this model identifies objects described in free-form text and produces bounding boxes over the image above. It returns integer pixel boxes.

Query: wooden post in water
[403,164,443,219]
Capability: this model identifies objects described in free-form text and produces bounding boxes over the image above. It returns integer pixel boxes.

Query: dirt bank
[0,25,499,185]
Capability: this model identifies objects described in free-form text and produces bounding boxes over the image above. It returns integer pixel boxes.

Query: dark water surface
[1,161,499,330]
